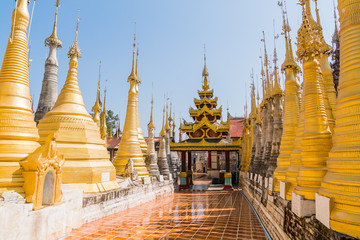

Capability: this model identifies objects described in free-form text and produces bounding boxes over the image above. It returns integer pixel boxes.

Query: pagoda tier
[194,97,218,109]
[180,60,230,139]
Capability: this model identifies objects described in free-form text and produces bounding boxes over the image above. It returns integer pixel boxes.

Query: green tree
[90,110,119,137]
[106,110,119,136]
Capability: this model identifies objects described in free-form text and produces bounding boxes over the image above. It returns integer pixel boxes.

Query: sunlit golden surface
[66,191,266,240]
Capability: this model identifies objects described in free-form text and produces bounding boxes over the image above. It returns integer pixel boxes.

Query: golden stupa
[113,38,149,178]
[318,0,360,237]
[293,0,332,200]
[273,6,301,193]
[0,0,41,195]
[37,19,118,193]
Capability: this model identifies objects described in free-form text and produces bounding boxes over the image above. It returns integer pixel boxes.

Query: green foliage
[106,110,119,136]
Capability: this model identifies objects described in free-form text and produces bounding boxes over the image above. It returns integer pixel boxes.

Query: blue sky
[0,0,338,138]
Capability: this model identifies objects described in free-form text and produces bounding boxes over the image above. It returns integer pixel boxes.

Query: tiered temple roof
[180,58,230,139]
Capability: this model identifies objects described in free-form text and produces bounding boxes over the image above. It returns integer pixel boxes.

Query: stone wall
[0,180,174,240]
[240,174,357,240]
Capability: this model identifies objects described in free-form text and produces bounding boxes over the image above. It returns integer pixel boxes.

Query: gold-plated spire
[312,0,337,125]
[169,102,173,122]
[280,0,299,71]
[37,18,118,193]
[148,91,156,130]
[0,0,40,195]
[100,88,108,139]
[293,0,332,200]
[202,48,210,91]
[296,0,321,61]
[113,33,149,177]
[45,0,62,48]
[68,17,81,59]
[261,32,271,98]
[92,61,102,127]
[249,71,257,120]
[48,18,86,116]
[136,47,141,82]
[273,0,301,194]
[260,56,266,100]
[314,0,332,54]
[165,101,171,131]
[128,33,140,83]
[159,105,166,137]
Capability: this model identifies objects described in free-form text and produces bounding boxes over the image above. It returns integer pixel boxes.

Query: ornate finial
[260,52,266,99]
[148,83,155,130]
[169,101,173,121]
[273,20,279,67]
[128,23,140,83]
[136,47,139,76]
[165,98,170,131]
[314,0,332,54]
[261,31,271,98]
[159,103,166,136]
[273,22,282,96]
[202,44,210,91]
[314,0,321,25]
[296,0,322,62]
[45,0,62,48]
[100,85,108,139]
[280,0,299,71]
[103,87,107,112]
[92,61,102,125]
[68,12,81,58]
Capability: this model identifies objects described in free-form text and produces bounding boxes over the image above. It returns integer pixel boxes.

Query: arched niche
[20,133,65,210]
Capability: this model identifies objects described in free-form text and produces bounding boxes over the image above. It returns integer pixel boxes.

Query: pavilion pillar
[207,151,211,169]
[187,151,193,187]
[224,150,233,190]
[179,151,188,190]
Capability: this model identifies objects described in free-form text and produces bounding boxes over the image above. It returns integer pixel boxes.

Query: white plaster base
[81,180,174,224]
[280,181,289,200]
[158,175,164,182]
[143,177,151,184]
[265,177,269,189]
[315,193,331,228]
[259,176,263,186]
[292,192,315,217]
[0,188,82,240]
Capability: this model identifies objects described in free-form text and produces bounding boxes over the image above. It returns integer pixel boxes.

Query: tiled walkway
[66,191,267,240]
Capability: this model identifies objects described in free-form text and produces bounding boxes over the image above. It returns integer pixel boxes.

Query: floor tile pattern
[66,191,267,240]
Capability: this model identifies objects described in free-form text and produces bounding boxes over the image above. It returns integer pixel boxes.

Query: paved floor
[66,191,267,240]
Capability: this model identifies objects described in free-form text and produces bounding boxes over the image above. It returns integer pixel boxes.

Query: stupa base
[62,180,119,193]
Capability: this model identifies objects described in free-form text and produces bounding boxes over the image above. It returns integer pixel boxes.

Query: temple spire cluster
[241,0,360,238]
